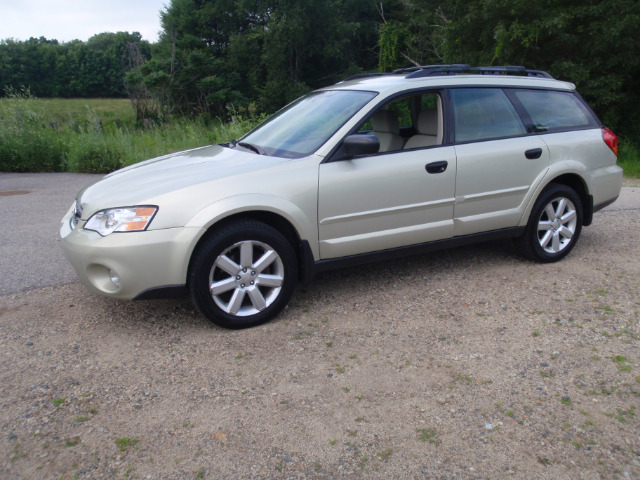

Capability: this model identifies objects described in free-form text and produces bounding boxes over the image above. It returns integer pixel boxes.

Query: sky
[1,0,168,43]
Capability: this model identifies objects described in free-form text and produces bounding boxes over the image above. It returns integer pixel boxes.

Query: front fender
[184,194,320,260]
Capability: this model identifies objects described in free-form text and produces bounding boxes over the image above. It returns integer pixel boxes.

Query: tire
[514,183,583,263]
[189,220,297,329]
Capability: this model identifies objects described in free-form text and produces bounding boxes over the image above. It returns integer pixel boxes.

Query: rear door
[450,88,550,236]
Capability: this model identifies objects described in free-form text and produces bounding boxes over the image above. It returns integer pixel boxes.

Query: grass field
[0,95,262,173]
[39,98,136,127]
[0,96,639,176]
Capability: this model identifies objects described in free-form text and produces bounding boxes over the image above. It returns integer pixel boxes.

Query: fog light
[109,270,121,289]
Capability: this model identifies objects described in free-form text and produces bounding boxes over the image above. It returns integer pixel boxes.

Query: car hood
[77,144,286,220]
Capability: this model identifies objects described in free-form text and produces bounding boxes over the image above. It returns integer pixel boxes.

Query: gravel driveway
[1,173,639,479]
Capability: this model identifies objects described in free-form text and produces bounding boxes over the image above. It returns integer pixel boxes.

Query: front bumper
[60,204,202,299]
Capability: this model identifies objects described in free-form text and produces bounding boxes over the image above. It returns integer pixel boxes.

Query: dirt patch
[1,201,639,479]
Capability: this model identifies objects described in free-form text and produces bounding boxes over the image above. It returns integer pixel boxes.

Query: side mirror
[342,134,380,157]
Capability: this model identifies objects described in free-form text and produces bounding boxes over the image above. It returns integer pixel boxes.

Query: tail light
[602,127,619,156]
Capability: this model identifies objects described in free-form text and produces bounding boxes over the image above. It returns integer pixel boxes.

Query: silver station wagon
[61,65,623,328]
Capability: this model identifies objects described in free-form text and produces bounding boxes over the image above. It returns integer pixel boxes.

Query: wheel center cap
[236,269,255,288]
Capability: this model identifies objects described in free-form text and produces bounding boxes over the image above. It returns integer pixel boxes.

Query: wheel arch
[543,173,593,226]
[186,210,311,290]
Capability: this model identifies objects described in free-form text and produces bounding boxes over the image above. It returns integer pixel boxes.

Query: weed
[326,341,333,348]
[115,437,139,452]
[342,387,350,393]
[538,457,551,465]
[560,397,573,406]
[533,329,541,337]
[52,398,65,406]
[235,354,243,360]
[377,448,393,460]
[329,439,337,446]
[66,437,80,447]
[417,428,439,445]
[194,468,205,478]
[506,410,514,417]
[74,416,90,423]
[540,370,554,378]
[348,354,358,360]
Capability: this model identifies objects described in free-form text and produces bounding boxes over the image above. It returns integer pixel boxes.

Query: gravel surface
[1,174,639,479]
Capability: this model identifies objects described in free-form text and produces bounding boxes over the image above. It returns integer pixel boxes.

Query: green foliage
[151,0,379,117]
[0,33,151,98]
[618,140,640,178]
[378,22,409,71]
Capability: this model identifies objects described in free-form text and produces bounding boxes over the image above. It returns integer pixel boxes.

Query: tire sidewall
[189,221,296,329]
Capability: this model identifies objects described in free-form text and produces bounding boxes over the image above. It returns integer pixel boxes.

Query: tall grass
[0,91,262,174]
[618,140,640,179]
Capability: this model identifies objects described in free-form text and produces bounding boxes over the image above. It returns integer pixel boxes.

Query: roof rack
[342,64,553,82]
[400,64,554,79]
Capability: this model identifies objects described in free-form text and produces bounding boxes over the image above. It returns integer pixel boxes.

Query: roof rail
[403,64,553,79]
[341,64,554,82]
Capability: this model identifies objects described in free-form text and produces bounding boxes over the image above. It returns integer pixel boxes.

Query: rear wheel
[189,220,296,329]
[514,184,583,263]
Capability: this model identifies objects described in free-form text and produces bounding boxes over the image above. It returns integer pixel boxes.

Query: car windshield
[239,90,377,158]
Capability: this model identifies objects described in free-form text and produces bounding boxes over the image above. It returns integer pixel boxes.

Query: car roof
[325,73,576,96]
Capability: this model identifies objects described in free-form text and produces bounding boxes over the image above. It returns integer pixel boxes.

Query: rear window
[512,89,598,132]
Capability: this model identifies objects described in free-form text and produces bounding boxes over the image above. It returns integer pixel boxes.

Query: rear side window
[511,89,597,132]
[451,88,526,142]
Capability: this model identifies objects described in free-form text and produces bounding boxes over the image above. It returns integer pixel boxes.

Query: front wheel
[514,184,583,263]
[189,220,297,329]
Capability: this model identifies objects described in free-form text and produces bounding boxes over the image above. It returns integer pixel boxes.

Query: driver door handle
[525,148,543,159]
[425,161,448,174]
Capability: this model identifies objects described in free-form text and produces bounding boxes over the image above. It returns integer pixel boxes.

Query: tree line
[1,0,639,140]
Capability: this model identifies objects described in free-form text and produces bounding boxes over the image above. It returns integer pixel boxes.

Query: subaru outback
[60,64,623,329]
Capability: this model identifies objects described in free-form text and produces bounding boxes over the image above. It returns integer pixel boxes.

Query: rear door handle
[426,161,448,174]
[525,148,543,159]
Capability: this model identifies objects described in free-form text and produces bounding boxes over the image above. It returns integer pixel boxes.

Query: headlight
[84,206,158,236]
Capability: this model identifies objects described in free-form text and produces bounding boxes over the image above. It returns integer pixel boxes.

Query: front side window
[451,88,526,143]
[512,89,597,132]
[357,92,442,153]
[240,90,376,158]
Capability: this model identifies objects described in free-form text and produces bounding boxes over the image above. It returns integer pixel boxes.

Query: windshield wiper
[237,142,265,155]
